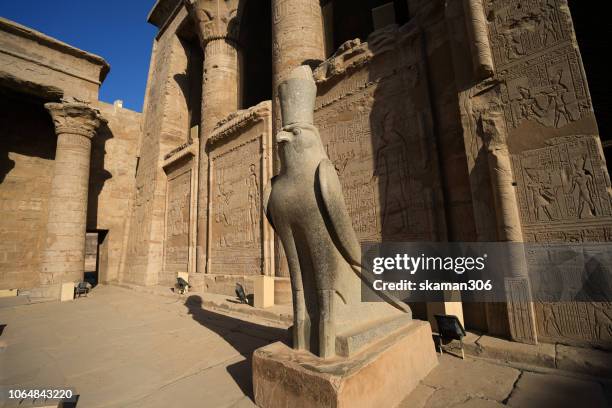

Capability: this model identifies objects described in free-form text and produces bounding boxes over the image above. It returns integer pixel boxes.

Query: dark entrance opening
[84,230,108,287]
[240,0,273,108]
[322,0,409,57]
[569,1,611,171]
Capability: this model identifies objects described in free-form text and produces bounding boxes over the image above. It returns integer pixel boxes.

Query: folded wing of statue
[264,65,411,359]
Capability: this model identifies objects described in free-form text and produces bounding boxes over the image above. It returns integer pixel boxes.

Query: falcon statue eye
[292,128,301,136]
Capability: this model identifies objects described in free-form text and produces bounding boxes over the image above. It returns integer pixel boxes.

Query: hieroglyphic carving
[526,241,612,346]
[208,102,273,276]
[313,25,446,242]
[485,0,593,130]
[272,0,320,24]
[511,136,612,225]
[486,0,573,68]
[211,140,261,251]
[164,169,191,271]
[499,45,591,129]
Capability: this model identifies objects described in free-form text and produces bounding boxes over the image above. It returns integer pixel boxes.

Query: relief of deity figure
[517,86,545,124]
[539,2,559,46]
[215,173,233,248]
[500,31,525,62]
[246,163,260,243]
[541,301,562,337]
[525,168,559,221]
[543,70,573,128]
[372,110,411,234]
[570,156,596,218]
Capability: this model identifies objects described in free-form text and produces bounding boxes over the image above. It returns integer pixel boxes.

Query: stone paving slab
[1,286,610,408]
[0,286,283,408]
[556,344,612,377]
[462,332,612,378]
[421,354,520,406]
[506,372,608,408]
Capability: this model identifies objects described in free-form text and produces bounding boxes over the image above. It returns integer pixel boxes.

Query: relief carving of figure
[500,31,525,62]
[539,1,559,46]
[541,300,562,336]
[372,110,411,234]
[544,70,573,128]
[570,156,596,218]
[246,163,260,243]
[525,168,559,221]
[215,173,233,248]
[517,87,544,123]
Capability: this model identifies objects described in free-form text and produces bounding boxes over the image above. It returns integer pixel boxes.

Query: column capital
[44,101,106,139]
[184,0,242,46]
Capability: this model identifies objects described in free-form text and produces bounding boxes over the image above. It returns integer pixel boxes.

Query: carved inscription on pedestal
[313,27,446,242]
[164,167,191,272]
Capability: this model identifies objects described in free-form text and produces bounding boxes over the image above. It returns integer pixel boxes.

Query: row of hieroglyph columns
[184,0,326,275]
[39,102,105,291]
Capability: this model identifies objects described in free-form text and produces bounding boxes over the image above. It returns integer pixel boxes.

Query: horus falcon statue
[263,65,410,359]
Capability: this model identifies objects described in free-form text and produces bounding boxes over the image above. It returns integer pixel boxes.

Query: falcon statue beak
[276,131,291,144]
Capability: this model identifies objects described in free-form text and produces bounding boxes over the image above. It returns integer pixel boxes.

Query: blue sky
[0,1,157,112]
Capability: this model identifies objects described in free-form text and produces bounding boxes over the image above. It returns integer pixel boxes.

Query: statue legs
[318,289,336,358]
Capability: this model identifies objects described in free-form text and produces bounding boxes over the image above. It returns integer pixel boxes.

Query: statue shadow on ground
[184,295,290,400]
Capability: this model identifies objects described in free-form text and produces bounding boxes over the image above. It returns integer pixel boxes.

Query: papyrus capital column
[41,102,105,287]
[271,0,325,135]
[185,0,243,275]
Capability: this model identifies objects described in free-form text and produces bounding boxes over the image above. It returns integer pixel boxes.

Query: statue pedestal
[252,320,438,408]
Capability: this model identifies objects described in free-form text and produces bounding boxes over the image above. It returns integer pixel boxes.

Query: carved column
[271,0,325,136]
[481,112,538,345]
[186,0,242,275]
[41,102,105,285]
[271,0,326,277]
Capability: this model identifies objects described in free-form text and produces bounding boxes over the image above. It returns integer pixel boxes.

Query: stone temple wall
[123,0,610,347]
[90,101,141,284]
[121,7,193,286]
[312,25,447,246]
[202,101,274,295]
[439,0,612,348]
[160,143,198,287]
[0,97,56,290]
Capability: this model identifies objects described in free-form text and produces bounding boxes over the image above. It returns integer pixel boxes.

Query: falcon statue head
[276,66,325,165]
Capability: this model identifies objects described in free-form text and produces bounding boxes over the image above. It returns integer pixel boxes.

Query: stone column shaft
[272,0,326,136]
[41,102,105,285]
[186,0,242,274]
[271,0,326,277]
[482,112,538,345]
[202,39,241,136]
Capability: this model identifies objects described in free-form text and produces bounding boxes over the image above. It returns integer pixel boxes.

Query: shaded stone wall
[90,101,141,284]
[312,26,447,245]
[0,97,55,290]
[122,8,193,286]
[443,0,612,348]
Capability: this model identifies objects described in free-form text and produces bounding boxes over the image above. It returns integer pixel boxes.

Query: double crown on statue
[278,65,317,128]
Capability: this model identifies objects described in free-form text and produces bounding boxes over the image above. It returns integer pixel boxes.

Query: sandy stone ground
[0,286,609,408]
